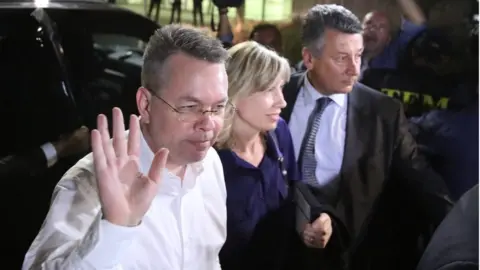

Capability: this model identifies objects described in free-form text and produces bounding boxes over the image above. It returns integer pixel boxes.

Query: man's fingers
[304,223,313,233]
[98,114,116,168]
[312,213,331,231]
[112,108,127,159]
[304,234,327,249]
[91,129,107,171]
[148,148,169,184]
[303,227,316,245]
[303,232,323,248]
[305,216,332,249]
[127,115,141,157]
[303,229,315,238]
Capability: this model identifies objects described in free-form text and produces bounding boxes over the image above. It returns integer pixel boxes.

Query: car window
[93,33,147,53]
[47,8,158,129]
[0,13,81,156]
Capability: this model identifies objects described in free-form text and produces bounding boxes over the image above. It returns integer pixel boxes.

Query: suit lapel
[335,84,372,231]
[281,72,305,123]
[340,84,370,177]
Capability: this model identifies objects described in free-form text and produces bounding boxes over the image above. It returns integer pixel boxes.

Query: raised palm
[91,108,169,227]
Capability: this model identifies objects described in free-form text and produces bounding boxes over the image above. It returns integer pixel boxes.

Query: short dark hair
[249,23,282,46]
[302,4,362,54]
[142,25,229,92]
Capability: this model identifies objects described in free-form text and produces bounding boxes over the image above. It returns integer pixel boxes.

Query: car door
[47,7,159,130]
[0,9,85,268]
[0,9,81,157]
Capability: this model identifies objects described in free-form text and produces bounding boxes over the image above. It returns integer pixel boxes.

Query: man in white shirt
[23,25,230,270]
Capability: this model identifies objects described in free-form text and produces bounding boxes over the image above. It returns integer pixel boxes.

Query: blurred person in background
[248,24,300,72]
[216,6,234,48]
[148,0,162,23]
[409,94,478,200]
[170,0,182,24]
[408,21,479,200]
[359,30,456,118]
[217,41,333,270]
[249,23,283,54]
[192,0,204,26]
[362,0,426,72]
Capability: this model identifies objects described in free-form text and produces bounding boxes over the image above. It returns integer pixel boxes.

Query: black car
[1,0,158,146]
[0,0,158,266]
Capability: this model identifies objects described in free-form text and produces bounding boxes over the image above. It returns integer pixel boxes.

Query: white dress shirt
[40,142,57,168]
[23,131,227,270]
[288,76,347,186]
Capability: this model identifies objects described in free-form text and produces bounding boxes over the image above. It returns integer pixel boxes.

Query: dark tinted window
[0,14,80,156]
[48,8,158,128]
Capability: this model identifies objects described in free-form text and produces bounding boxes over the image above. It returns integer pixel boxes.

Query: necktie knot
[315,97,332,113]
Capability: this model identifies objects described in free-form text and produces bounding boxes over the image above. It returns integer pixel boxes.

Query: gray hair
[302,4,363,55]
[141,25,229,93]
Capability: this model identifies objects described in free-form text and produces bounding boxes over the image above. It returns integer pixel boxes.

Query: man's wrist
[41,142,58,167]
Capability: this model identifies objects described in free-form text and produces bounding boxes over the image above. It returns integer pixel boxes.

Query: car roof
[0,0,122,10]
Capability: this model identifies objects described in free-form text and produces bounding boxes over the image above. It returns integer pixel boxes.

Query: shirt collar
[303,74,346,108]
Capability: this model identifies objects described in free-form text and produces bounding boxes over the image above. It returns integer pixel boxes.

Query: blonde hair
[216,41,291,149]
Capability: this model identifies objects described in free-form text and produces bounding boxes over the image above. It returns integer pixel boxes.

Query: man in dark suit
[0,126,89,179]
[416,185,478,270]
[280,4,453,270]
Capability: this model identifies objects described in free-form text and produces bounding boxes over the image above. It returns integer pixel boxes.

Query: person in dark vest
[280,4,453,270]
[410,97,479,201]
[359,66,455,118]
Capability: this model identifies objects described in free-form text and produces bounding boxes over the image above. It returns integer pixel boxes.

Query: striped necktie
[299,97,332,186]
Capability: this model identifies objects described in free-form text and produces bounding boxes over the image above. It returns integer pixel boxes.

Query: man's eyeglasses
[148,89,236,123]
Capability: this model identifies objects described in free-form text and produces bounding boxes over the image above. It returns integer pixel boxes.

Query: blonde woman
[216,41,332,270]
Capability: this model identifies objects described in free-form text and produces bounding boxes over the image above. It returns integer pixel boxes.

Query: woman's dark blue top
[217,118,301,270]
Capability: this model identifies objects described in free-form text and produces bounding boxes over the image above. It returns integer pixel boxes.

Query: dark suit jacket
[416,185,478,270]
[281,72,453,270]
[0,147,48,179]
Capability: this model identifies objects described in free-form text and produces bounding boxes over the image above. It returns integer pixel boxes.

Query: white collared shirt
[23,131,227,270]
[288,76,347,186]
